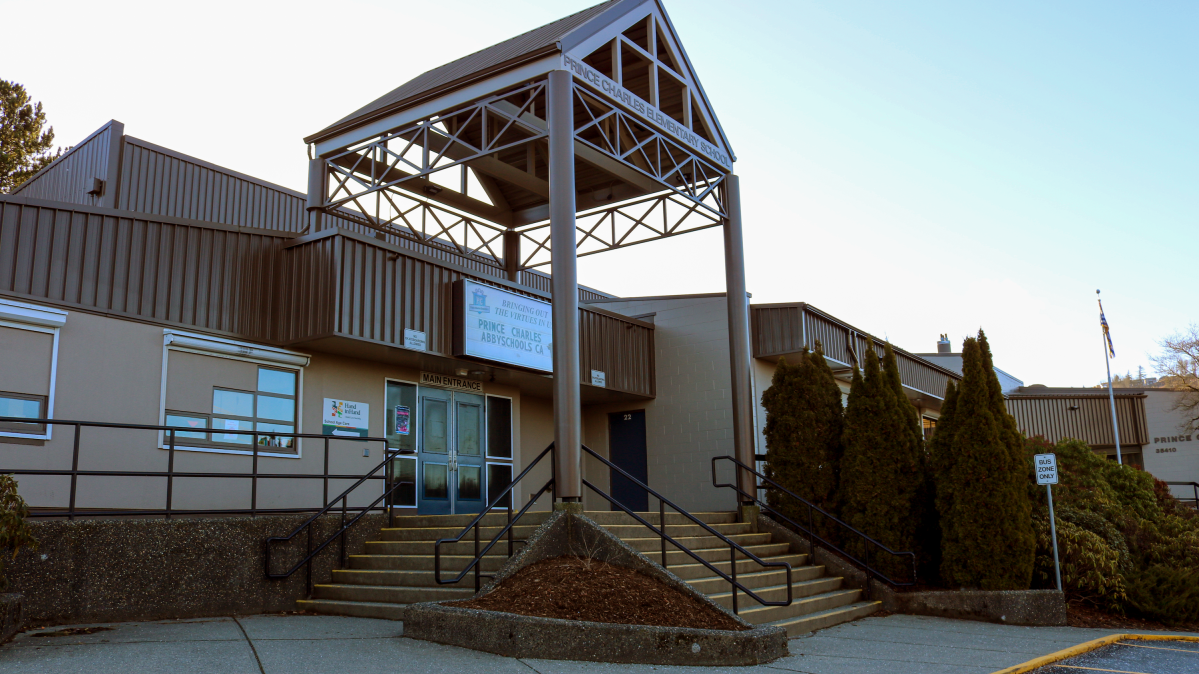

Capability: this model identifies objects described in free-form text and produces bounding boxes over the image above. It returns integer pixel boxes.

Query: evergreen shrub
[838,339,925,580]
[1025,436,1199,623]
[761,346,844,543]
[935,333,1035,590]
[0,474,37,591]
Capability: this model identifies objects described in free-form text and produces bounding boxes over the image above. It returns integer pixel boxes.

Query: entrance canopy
[304,0,736,274]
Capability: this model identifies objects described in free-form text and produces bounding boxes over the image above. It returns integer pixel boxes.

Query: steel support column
[503,229,521,282]
[723,174,756,502]
[306,157,325,233]
[548,69,582,501]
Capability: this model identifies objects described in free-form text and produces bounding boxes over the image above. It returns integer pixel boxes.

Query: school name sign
[562,55,732,170]
[453,279,553,372]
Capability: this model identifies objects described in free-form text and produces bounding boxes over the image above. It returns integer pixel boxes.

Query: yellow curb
[990,633,1199,674]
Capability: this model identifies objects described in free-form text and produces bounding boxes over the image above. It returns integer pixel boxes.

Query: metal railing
[434,443,556,593]
[265,450,414,592]
[1165,481,1199,509]
[0,416,394,519]
[582,445,791,615]
[712,456,916,594]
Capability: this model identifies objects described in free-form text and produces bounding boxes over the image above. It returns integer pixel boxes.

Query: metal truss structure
[315,76,730,273]
[570,83,727,219]
[515,189,721,269]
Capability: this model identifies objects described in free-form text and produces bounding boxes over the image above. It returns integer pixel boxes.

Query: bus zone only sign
[1034,453,1058,485]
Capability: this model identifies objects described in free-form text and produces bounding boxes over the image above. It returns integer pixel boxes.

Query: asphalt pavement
[1,612,1194,674]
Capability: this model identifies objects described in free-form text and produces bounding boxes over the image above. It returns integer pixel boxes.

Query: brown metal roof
[307,0,624,143]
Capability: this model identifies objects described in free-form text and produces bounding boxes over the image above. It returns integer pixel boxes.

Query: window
[0,392,47,435]
[385,380,418,508]
[165,366,298,451]
[0,299,66,440]
[486,396,512,459]
[922,417,937,441]
[487,463,513,509]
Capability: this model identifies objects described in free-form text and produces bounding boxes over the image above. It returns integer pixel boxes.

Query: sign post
[1035,453,1062,592]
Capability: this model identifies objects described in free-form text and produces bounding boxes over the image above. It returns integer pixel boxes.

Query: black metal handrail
[434,443,556,593]
[582,445,791,615]
[0,416,392,519]
[265,448,415,590]
[1165,481,1199,508]
[712,455,917,592]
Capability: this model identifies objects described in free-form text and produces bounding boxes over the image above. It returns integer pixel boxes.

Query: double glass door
[417,388,485,515]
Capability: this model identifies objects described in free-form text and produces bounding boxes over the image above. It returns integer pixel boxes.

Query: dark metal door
[608,410,648,512]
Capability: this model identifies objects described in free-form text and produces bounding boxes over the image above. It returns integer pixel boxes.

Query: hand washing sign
[454,279,552,372]
[323,399,369,437]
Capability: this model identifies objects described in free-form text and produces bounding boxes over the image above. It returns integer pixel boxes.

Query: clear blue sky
[3,0,1195,386]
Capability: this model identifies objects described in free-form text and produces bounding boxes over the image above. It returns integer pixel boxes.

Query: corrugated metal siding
[752,304,958,398]
[283,232,653,397]
[0,199,282,341]
[119,138,307,233]
[580,308,654,397]
[1007,395,1149,446]
[11,122,114,207]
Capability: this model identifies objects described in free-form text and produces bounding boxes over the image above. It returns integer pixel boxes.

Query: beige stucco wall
[591,296,739,514]
[0,303,534,514]
[1140,390,1199,493]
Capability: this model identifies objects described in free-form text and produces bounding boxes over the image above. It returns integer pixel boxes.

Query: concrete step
[347,553,511,572]
[708,577,843,609]
[735,588,862,625]
[296,598,407,621]
[372,520,752,544]
[375,525,541,542]
[768,601,882,637]
[581,511,738,526]
[618,532,773,555]
[364,539,529,556]
[639,542,792,567]
[385,511,553,529]
[684,565,824,593]
[330,569,474,588]
[312,583,473,604]
[600,522,754,540]
[661,553,808,580]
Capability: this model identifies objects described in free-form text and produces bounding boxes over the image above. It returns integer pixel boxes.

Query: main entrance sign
[453,279,552,373]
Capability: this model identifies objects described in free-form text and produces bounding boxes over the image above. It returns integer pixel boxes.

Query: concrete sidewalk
[0,613,1193,673]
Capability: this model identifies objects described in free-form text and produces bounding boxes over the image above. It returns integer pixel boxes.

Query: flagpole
[1097,290,1123,465]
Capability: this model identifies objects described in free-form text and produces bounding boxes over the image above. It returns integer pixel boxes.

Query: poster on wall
[322,399,369,437]
[453,279,553,372]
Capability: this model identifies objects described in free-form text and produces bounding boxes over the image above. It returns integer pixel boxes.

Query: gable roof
[306,0,625,143]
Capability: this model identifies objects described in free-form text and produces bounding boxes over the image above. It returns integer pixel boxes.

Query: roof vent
[937,333,951,354]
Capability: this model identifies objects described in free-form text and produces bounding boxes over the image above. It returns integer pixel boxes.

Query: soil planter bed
[403,510,788,666]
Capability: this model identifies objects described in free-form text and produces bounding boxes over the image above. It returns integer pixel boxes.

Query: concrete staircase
[297,510,879,636]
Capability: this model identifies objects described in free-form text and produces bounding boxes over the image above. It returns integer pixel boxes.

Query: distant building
[1007,386,1198,503]
[916,334,1025,394]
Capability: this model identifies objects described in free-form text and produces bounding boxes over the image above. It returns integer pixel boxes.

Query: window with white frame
[161,330,308,456]
[0,299,66,440]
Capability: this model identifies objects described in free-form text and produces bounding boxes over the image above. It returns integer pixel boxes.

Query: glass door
[415,387,488,515]
[417,388,452,515]
[453,392,486,515]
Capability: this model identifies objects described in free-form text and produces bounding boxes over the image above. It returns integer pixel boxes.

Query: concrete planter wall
[405,603,787,666]
[404,509,789,666]
[5,513,385,626]
[0,594,22,644]
[758,514,1067,626]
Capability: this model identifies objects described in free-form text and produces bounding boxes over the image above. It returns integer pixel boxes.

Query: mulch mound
[1067,602,1199,633]
[447,555,747,631]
